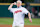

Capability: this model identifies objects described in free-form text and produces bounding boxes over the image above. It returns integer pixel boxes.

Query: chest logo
[14,10,22,13]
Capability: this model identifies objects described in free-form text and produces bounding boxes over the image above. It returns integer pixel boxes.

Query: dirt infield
[0,25,40,27]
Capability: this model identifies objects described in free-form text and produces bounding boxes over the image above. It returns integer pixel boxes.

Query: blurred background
[0,0,40,18]
[0,0,40,26]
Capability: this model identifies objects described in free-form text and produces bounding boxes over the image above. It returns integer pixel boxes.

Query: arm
[8,3,16,10]
[23,8,32,23]
[8,3,14,10]
[28,12,32,23]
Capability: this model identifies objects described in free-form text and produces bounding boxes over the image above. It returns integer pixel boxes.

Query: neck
[17,6,21,8]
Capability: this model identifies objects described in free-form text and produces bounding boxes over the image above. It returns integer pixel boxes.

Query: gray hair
[17,1,22,4]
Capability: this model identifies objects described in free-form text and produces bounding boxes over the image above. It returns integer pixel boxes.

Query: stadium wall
[0,3,25,17]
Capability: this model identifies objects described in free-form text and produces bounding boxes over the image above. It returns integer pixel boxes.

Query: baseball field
[0,18,40,27]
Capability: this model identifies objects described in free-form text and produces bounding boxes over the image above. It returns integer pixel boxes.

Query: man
[8,1,32,27]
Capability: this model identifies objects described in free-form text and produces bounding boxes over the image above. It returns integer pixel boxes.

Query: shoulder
[21,7,28,11]
[22,7,29,11]
[21,7,25,8]
[21,7,27,9]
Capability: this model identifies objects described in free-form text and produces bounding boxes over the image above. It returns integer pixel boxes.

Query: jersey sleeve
[23,8,29,14]
[9,8,14,13]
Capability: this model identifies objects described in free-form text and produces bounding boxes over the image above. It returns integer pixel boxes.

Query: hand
[12,2,16,5]
[29,18,32,23]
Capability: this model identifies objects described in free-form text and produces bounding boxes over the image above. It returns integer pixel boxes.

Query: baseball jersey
[9,6,29,26]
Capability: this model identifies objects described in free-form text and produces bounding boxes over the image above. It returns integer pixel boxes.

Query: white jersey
[9,6,29,26]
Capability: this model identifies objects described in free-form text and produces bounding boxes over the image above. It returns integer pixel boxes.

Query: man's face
[17,1,22,7]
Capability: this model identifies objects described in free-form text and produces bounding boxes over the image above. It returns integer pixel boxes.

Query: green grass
[0,18,40,25]
[24,18,40,25]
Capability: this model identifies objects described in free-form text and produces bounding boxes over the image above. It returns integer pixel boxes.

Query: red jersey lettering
[14,10,22,13]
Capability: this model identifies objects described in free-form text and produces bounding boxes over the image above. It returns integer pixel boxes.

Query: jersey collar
[17,6,22,8]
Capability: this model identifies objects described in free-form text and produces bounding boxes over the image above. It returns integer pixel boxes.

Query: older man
[8,1,32,27]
